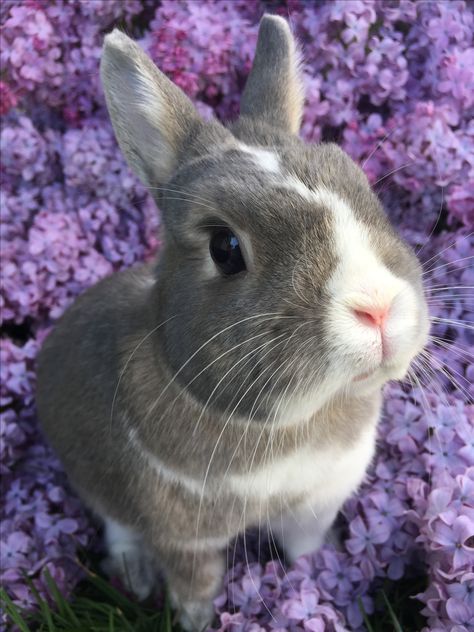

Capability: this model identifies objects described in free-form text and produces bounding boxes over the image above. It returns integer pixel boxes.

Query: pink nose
[354,306,389,329]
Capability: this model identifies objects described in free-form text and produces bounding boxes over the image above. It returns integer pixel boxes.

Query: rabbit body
[37,259,379,611]
[37,15,429,631]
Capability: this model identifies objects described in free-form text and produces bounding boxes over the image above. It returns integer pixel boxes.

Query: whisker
[144,313,292,421]
[423,255,474,276]
[361,128,395,170]
[418,349,472,402]
[166,329,274,417]
[416,185,444,257]
[427,298,474,305]
[373,161,414,187]
[429,336,474,362]
[192,333,289,437]
[427,285,474,292]
[109,315,175,430]
[420,231,473,269]
[191,334,295,590]
[430,317,474,331]
[145,185,215,206]
[212,334,312,510]
[155,196,217,212]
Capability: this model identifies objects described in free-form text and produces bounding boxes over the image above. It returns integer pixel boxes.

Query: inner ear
[239,15,305,134]
[100,30,201,187]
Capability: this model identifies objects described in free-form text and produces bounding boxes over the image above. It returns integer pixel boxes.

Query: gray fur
[240,15,305,133]
[37,15,428,631]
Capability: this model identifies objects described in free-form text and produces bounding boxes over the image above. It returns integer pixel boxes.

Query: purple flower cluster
[1,1,473,630]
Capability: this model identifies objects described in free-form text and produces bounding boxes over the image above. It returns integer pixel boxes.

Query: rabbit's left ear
[100,30,201,187]
[239,15,305,134]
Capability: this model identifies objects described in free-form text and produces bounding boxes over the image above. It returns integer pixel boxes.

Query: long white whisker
[416,185,444,257]
[145,185,215,206]
[373,161,414,186]
[430,317,474,331]
[191,333,296,589]
[420,231,473,269]
[423,255,474,276]
[361,128,395,170]
[154,196,217,212]
[109,315,175,429]
[192,333,288,436]
[427,285,474,292]
[145,313,290,420]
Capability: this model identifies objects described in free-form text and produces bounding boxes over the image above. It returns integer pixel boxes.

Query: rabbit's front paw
[171,593,215,632]
[102,517,156,600]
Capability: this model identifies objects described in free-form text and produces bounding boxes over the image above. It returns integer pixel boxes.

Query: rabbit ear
[240,15,305,134]
[100,30,201,187]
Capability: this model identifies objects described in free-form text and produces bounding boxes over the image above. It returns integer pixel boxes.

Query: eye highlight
[209,228,246,275]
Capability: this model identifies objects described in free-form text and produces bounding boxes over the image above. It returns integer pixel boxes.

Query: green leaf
[43,567,80,627]
[21,574,54,632]
[357,596,374,632]
[0,588,32,632]
[381,590,404,632]
[108,608,115,632]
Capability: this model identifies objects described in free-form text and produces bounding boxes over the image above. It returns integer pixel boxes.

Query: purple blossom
[1,1,473,631]
[430,516,474,570]
[346,515,391,558]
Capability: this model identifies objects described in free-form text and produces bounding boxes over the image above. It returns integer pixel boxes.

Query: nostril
[354,306,389,329]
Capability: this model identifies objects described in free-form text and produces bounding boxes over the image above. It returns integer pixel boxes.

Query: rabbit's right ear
[100,30,201,187]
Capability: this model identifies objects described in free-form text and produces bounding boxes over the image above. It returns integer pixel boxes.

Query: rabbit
[36,14,430,632]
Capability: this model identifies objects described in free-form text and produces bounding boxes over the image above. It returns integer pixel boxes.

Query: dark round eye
[209,228,246,275]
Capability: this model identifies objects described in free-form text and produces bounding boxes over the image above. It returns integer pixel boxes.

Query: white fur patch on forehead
[283,175,320,202]
[237,142,280,174]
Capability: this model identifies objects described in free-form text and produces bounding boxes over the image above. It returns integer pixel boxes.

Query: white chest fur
[228,422,377,506]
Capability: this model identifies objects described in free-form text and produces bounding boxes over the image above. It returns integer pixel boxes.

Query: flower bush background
[1,1,473,630]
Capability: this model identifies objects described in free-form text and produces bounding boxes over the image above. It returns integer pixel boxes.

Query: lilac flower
[365,491,405,530]
[1,1,473,630]
[227,566,264,616]
[346,516,391,558]
[447,573,474,610]
[446,597,474,628]
[281,586,321,620]
[430,516,474,570]
[316,549,363,605]
[0,532,31,572]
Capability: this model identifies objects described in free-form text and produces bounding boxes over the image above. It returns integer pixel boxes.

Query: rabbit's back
[36,263,156,515]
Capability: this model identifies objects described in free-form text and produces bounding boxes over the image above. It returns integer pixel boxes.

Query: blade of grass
[381,589,404,632]
[81,569,137,613]
[357,596,375,632]
[21,574,54,632]
[0,588,32,632]
[114,607,135,632]
[164,589,172,632]
[42,567,80,627]
[108,608,115,632]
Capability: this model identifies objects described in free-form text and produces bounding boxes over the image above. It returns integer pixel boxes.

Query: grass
[359,576,426,632]
[1,566,426,632]
[1,567,178,632]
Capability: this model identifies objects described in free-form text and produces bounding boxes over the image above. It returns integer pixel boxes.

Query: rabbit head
[100,16,429,425]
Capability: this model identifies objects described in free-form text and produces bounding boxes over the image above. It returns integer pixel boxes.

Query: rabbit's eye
[209,228,246,275]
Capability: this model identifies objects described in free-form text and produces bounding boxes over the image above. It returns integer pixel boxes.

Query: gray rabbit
[37,15,429,631]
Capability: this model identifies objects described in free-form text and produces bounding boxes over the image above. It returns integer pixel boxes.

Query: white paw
[102,517,156,600]
[102,551,156,600]
[171,593,215,632]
